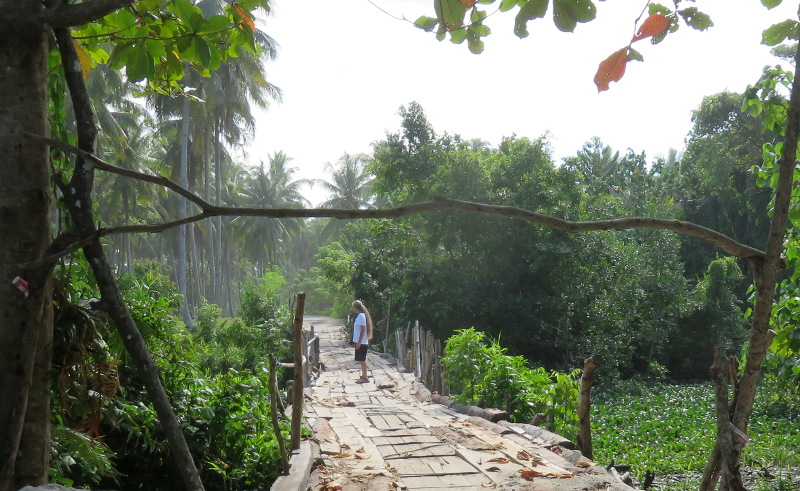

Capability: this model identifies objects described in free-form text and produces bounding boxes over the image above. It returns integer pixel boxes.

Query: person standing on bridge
[352,300,373,383]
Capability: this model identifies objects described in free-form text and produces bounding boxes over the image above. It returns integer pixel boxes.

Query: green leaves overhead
[514,0,548,38]
[72,0,263,94]
[678,7,713,31]
[552,0,597,33]
[417,0,596,51]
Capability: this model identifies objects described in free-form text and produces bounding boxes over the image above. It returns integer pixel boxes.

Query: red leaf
[458,0,477,6]
[594,47,629,92]
[632,14,669,42]
[486,466,502,472]
[233,4,256,31]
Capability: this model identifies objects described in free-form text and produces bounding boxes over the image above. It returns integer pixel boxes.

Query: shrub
[443,327,580,437]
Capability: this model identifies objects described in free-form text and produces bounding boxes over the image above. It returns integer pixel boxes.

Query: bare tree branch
[24,132,768,269]
[14,0,135,29]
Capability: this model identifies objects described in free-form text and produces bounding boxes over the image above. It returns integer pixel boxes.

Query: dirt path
[296,316,632,491]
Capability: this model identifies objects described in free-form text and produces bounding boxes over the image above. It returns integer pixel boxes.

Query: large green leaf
[127,42,154,82]
[761,0,783,8]
[435,0,469,31]
[678,7,713,31]
[762,20,800,46]
[414,15,439,31]
[514,0,549,38]
[553,0,596,32]
[197,15,233,35]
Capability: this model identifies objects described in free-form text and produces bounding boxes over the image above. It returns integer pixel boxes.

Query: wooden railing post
[290,292,306,451]
[577,354,602,460]
[413,321,422,379]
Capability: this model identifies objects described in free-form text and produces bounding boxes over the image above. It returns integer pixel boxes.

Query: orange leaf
[233,4,255,31]
[486,466,502,472]
[520,469,542,480]
[487,457,510,463]
[331,453,350,458]
[458,0,476,6]
[632,14,669,42]
[594,47,629,92]
[73,41,92,80]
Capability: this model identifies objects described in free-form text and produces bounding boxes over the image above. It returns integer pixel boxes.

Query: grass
[590,382,800,490]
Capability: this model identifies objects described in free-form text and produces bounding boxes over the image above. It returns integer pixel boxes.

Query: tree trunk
[0,1,53,487]
[53,29,205,491]
[703,23,800,490]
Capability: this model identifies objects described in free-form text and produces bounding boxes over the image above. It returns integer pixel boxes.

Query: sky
[248,0,798,205]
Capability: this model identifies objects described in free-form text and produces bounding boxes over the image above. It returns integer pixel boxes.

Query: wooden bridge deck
[295,316,632,491]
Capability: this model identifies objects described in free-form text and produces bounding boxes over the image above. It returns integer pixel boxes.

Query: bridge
[272,316,633,491]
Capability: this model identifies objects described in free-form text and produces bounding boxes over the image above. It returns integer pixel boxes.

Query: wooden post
[414,321,422,379]
[302,329,311,387]
[290,292,306,451]
[312,324,320,371]
[577,354,602,460]
[268,353,289,474]
[433,338,443,394]
[398,328,409,372]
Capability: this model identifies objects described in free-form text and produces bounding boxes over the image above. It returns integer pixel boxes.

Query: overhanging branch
[24,132,767,268]
[23,0,135,29]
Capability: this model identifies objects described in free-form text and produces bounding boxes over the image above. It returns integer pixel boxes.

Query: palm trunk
[178,96,192,326]
[214,118,223,307]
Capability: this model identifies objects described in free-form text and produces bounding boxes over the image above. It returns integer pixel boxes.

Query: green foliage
[443,327,490,403]
[51,260,295,489]
[593,383,800,488]
[666,256,748,380]
[443,328,580,437]
[50,426,121,487]
[71,0,269,94]
[287,242,355,316]
[746,68,800,403]
[416,0,713,53]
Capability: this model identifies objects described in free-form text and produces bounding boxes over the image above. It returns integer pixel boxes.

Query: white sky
[248,0,799,205]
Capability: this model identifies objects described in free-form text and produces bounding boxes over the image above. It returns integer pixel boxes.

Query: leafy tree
[672,91,775,278]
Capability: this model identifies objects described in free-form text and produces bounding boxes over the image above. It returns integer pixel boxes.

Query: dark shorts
[354,344,368,361]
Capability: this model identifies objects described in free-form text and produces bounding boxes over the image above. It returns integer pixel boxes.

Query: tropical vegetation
[2,0,800,490]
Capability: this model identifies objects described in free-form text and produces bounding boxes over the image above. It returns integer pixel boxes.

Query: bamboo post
[577,354,602,460]
[268,353,289,474]
[290,292,306,451]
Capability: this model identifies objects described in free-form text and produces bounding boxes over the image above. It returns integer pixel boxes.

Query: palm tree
[235,151,310,272]
[313,152,374,240]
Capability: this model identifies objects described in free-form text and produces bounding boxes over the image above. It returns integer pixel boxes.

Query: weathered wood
[577,354,602,460]
[302,316,632,491]
[268,353,289,474]
[290,292,306,451]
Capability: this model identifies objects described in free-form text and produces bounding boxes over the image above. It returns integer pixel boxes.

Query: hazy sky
[248,0,797,205]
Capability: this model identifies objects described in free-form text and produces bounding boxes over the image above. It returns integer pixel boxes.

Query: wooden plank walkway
[299,316,633,491]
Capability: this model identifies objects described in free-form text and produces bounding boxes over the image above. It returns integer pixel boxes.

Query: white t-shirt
[353,312,368,345]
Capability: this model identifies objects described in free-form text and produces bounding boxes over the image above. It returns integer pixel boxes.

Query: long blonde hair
[352,300,373,340]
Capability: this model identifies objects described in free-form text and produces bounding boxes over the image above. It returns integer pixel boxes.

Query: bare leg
[360,361,368,380]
